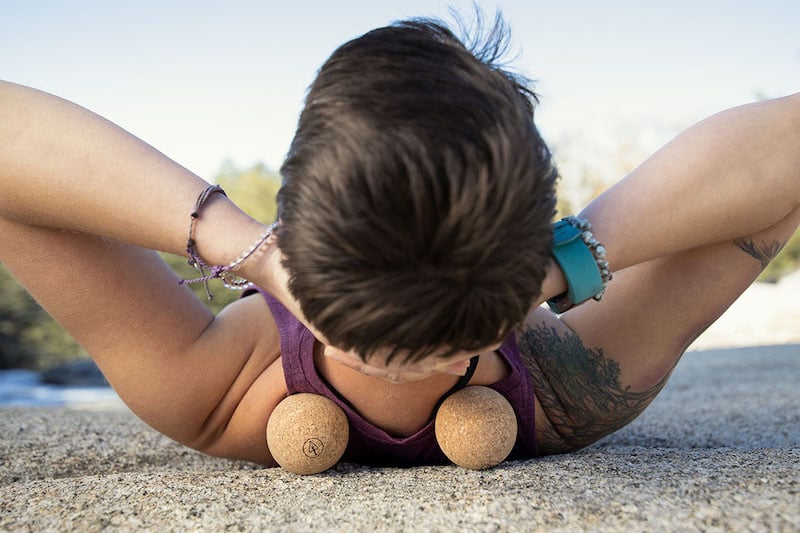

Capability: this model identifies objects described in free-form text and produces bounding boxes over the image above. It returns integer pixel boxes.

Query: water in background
[0,369,120,407]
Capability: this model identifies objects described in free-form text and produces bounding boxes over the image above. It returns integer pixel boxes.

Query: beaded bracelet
[178,184,279,299]
[546,216,612,314]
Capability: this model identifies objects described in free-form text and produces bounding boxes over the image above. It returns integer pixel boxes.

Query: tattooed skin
[733,238,784,271]
[518,325,670,455]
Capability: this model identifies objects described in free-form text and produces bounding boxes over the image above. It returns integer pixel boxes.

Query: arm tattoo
[733,238,784,271]
[519,324,669,454]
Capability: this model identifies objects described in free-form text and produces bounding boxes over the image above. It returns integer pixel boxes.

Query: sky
[3,0,799,190]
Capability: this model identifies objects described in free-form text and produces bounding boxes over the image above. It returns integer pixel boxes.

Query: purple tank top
[248,287,539,466]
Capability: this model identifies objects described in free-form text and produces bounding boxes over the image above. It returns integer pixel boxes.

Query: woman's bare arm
[535,93,800,305]
[0,81,286,462]
[522,93,800,453]
[581,92,800,272]
[0,80,270,270]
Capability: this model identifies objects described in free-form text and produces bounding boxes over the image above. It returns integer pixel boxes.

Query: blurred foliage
[759,228,800,283]
[553,166,609,221]
[216,160,281,224]
[0,161,281,370]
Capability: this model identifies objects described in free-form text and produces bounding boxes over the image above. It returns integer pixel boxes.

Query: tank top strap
[243,286,316,394]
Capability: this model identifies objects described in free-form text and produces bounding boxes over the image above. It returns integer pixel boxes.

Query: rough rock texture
[1,345,798,532]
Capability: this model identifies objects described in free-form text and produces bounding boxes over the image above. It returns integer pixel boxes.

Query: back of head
[277,14,557,362]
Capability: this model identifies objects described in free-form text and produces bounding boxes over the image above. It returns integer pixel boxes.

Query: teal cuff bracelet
[546,216,611,314]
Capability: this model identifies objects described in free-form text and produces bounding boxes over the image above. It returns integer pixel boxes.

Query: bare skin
[520,96,800,453]
[1,80,798,464]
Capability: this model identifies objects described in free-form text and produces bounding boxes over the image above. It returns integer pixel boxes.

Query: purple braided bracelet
[179,184,277,299]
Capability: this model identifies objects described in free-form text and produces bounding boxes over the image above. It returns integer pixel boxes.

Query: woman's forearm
[533,93,800,309]
[0,81,268,282]
[580,93,800,274]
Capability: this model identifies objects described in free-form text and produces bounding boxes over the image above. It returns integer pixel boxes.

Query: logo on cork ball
[303,438,324,458]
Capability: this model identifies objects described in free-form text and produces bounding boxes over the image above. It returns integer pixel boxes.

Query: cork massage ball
[435,386,517,470]
[266,393,349,475]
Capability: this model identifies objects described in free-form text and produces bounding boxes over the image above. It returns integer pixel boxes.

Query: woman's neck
[312,341,511,437]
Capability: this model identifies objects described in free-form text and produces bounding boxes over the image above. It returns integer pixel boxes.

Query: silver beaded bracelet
[221,221,280,288]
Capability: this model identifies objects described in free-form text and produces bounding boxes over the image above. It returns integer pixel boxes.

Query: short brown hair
[276,16,557,363]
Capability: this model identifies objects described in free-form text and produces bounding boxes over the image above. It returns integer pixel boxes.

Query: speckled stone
[1,345,798,532]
